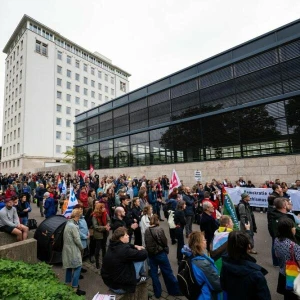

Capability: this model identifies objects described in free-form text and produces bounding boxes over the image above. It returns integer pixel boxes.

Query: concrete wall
[87,154,300,187]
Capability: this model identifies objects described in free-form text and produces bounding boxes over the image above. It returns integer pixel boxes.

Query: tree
[62,147,75,163]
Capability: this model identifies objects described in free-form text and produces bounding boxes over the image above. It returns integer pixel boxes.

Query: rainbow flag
[286,261,300,290]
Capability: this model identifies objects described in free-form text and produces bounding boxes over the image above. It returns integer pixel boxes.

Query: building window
[66,94,71,102]
[84,77,88,84]
[91,67,95,75]
[20,70,22,79]
[35,40,41,53]
[57,78,62,86]
[57,51,62,60]
[98,71,102,78]
[98,93,102,101]
[105,74,108,81]
[75,73,80,81]
[91,91,95,98]
[18,128,20,137]
[76,60,80,68]
[66,119,71,127]
[17,143,20,153]
[66,82,71,89]
[91,102,95,108]
[84,64,87,72]
[67,55,71,64]
[56,145,61,153]
[17,159,19,167]
[84,88,88,95]
[120,81,126,92]
[57,91,62,99]
[16,75,18,84]
[91,80,95,87]
[67,69,71,78]
[98,83,102,90]
[56,131,61,139]
[105,86,108,93]
[56,118,62,125]
[75,109,80,115]
[13,145,15,154]
[75,85,80,93]
[66,107,71,114]
[41,43,48,56]
[84,99,88,107]
[75,97,80,105]
[111,88,114,95]
[18,113,21,123]
[66,133,71,140]
[19,84,22,93]
[111,77,114,84]
[56,104,62,112]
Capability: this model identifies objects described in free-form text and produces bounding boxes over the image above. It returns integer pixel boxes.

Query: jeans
[175,227,184,262]
[65,266,81,288]
[149,252,180,298]
[272,237,279,266]
[163,190,169,199]
[21,217,28,226]
[185,215,193,237]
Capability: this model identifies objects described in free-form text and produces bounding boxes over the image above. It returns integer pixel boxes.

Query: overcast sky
[1,0,300,145]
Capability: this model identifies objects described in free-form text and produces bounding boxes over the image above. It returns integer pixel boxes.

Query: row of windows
[6,40,23,69]
[57,91,110,103]
[3,128,21,145]
[56,145,72,154]
[4,99,21,118]
[2,143,20,157]
[2,159,20,169]
[4,114,21,133]
[6,59,22,82]
[35,40,48,56]
[56,100,95,112]
[56,118,72,127]
[56,131,72,141]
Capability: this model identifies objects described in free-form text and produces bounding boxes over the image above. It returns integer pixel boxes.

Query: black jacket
[110,217,127,232]
[221,255,271,300]
[199,212,219,251]
[267,208,294,238]
[174,210,186,228]
[101,240,147,293]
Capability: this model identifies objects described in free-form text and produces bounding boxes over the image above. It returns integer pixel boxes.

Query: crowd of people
[0,171,300,299]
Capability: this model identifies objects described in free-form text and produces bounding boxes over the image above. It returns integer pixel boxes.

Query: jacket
[101,240,148,293]
[220,255,271,300]
[174,210,186,228]
[92,214,110,239]
[62,220,83,269]
[78,215,89,248]
[16,200,31,218]
[268,208,294,238]
[144,226,167,256]
[200,212,219,250]
[238,200,256,233]
[182,193,195,216]
[111,216,127,232]
[43,197,56,218]
[182,247,222,300]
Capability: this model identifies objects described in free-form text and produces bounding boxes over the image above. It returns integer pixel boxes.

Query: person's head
[138,189,146,199]
[20,194,27,202]
[277,217,296,242]
[71,208,82,220]
[88,189,95,197]
[227,231,252,260]
[281,182,288,193]
[203,191,210,199]
[120,196,129,206]
[44,192,50,198]
[94,202,105,215]
[219,215,233,229]
[74,203,84,213]
[149,214,159,226]
[115,206,125,218]
[176,200,186,211]
[143,205,152,216]
[132,197,140,208]
[203,201,214,215]
[188,231,206,256]
[275,178,281,185]
[272,184,283,195]
[111,227,129,243]
[296,180,300,187]
[274,197,288,212]
[184,186,191,194]
[5,198,13,209]
[241,193,250,202]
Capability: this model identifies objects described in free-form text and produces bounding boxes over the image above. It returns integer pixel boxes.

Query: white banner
[225,187,300,211]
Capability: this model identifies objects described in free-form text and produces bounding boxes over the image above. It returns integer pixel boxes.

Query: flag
[77,170,86,178]
[63,187,78,218]
[222,188,239,230]
[89,164,94,174]
[61,180,67,195]
[169,169,181,194]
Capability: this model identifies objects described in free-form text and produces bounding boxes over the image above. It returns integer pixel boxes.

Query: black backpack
[177,257,202,299]
[163,202,172,219]
[51,222,67,252]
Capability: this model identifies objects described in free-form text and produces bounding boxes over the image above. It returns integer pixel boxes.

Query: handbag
[149,227,169,254]
[286,242,300,290]
[27,219,38,230]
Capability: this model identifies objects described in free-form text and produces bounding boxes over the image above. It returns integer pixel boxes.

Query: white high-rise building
[1,15,130,173]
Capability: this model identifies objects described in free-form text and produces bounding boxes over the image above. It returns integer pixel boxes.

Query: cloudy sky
[1,0,300,144]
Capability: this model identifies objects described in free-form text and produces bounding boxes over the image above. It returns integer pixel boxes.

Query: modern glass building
[74,19,300,171]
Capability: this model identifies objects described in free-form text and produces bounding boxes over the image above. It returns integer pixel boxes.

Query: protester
[274,217,300,300]
[62,208,85,296]
[174,200,186,265]
[221,231,271,300]
[131,198,143,246]
[182,186,195,238]
[140,205,153,246]
[101,227,148,294]
[144,214,181,298]
[43,192,56,218]
[16,194,31,226]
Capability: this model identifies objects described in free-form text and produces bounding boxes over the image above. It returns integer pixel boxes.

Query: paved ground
[30,203,283,300]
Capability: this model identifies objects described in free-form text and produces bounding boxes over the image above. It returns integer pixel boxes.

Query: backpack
[163,202,172,218]
[177,257,202,299]
[27,219,37,230]
[51,222,67,252]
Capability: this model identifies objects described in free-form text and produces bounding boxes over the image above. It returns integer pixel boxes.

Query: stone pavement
[29,201,283,300]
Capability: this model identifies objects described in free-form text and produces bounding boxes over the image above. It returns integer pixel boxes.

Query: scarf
[212,227,233,251]
[92,211,107,226]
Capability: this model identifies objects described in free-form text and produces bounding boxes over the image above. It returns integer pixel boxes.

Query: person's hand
[131,223,138,230]
[105,224,110,231]
[135,245,145,250]
[245,222,250,231]
[134,219,137,223]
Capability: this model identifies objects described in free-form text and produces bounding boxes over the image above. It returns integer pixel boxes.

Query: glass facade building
[75,19,300,170]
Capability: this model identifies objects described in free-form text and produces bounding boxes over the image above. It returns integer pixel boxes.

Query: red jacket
[79,191,88,208]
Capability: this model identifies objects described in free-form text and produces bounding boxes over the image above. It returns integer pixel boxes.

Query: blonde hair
[188,231,205,256]
[71,208,82,219]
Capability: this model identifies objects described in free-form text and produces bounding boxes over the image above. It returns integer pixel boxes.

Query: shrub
[0,259,83,300]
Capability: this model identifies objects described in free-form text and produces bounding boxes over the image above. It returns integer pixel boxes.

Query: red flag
[89,164,94,174]
[77,170,86,178]
[169,169,181,194]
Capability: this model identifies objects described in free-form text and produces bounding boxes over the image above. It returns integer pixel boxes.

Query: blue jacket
[165,198,177,211]
[44,197,56,218]
[220,255,271,300]
[182,246,222,300]
[182,193,195,216]
[78,215,89,249]
[148,190,157,206]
